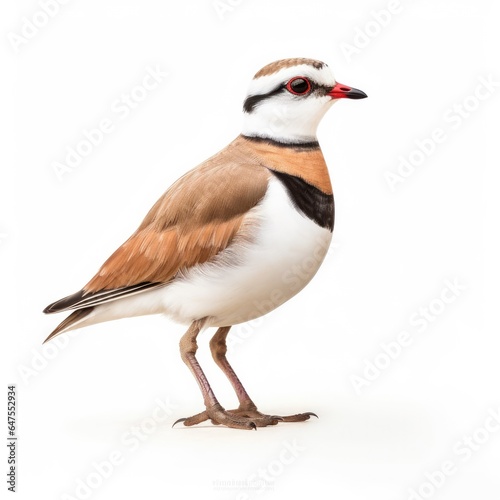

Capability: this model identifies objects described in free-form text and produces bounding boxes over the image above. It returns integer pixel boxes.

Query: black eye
[286,77,311,95]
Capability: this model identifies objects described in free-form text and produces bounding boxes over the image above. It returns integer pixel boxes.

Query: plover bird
[44,58,367,429]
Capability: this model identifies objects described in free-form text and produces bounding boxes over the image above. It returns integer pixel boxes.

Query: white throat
[241,96,334,144]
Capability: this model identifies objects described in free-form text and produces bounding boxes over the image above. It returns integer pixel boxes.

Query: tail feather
[43,282,162,314]
[43,307,94,344]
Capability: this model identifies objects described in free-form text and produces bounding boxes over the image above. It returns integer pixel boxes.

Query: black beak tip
[349,88,368,99]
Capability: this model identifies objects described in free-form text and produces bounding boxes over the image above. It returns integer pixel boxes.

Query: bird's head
[242,58,367,145]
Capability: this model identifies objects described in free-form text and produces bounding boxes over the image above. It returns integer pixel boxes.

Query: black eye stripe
[243,81,332,113]
[243,85,284,113]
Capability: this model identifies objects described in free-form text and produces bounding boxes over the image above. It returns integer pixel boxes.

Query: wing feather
[43,137,271,314]
[83,144,271,293]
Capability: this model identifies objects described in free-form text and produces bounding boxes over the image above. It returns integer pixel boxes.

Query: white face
[241,63,337,144]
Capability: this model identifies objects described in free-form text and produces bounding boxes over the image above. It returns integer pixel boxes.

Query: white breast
[156,177,333,326]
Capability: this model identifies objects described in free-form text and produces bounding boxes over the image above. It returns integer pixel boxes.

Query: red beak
[328,82,367,100]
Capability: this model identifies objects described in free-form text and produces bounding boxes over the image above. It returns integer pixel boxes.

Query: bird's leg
[209,326,317,426]
[209,326,277,426]
[173,319,257,430]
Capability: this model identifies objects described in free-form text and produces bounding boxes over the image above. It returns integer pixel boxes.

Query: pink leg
[209,326,317,425]
[174,320,257,430]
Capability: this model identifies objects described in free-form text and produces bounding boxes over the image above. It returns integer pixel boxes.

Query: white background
[2,0,500,499]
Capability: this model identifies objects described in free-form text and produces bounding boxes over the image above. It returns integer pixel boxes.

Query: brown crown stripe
[237,135,332,195]
[254,58,326,79]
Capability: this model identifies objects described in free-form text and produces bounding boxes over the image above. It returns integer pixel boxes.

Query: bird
[43,57,367,430]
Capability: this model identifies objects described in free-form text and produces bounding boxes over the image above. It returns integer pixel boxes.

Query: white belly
[153,177,332,326]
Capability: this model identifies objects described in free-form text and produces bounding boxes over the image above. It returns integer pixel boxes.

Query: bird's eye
[286,77,311,95]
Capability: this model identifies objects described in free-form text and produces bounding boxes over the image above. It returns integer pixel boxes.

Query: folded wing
[44,145,271,317]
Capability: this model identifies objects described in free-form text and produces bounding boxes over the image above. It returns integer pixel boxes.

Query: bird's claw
[279,411,318,422]
[172,417,188,428]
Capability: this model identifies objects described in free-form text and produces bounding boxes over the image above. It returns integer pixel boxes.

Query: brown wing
[84,144,271,293]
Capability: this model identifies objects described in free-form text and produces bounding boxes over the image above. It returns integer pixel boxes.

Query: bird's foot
[173,401,318,429]
[173,403,258,430]
[227,401,317,425]
[226,403,283,427]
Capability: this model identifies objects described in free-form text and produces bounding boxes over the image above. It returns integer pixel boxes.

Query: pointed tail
[43,307,94,344]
